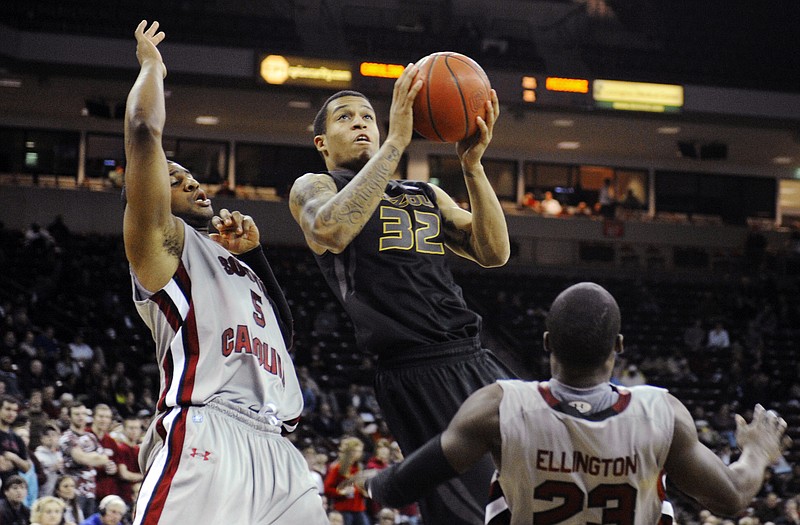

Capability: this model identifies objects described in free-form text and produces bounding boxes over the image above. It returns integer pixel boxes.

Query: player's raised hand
[134,20,167,78]
[735,403,787,464]
[210,209,261,255]
[386,63,423,149]
[457,89,499,169]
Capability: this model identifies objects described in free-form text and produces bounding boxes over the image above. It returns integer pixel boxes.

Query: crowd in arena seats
[1,217,800,524]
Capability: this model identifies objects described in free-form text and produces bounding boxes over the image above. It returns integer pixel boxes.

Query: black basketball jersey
[314,169,481,358]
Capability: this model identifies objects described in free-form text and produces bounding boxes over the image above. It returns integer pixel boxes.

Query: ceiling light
[557,141,580,150]
[657,126,680,134]
[288,100,311,109]
[552,119,574,127]
[0,79,22,88]
[773,156,792,165]
[195,115,219,125]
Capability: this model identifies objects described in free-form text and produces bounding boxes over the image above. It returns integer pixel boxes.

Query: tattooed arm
[289,143,404,255]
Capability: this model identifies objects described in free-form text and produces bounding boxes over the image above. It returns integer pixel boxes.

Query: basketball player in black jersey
[289,66,513,524]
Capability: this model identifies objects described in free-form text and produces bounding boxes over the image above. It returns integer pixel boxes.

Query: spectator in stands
[78,494,127,525]
[375,508,397,525]
[67,334,94,368]
[59,403,113,517]
[340,405,366,438]
[303,446,325,498]
[0,474,30,525]
[214,179,236,197]
[30,495,66,525]
[312,402,342,439]
[20,359,51,398]
[598,178,617,218]
[618,364,647,387]
[539,191,563,216]
[755,492,785,523]
[17,330,38,362]
[86,405,118,502]
[684,319,706,350]
[0,356,22,398]
[112,416,142,507]
[621,188,643,210]
[12,424,38,507]
[777,497,800,525]
[55,475,84,525]
[520,192,538,212]
[324,436,370,525]
[365,440,392,518]
[54,350,81,392]
[707,321,731,349]
[34,327,62,366]
[0,395,32,485]
[711,403,738,447]
[35,424,64,497]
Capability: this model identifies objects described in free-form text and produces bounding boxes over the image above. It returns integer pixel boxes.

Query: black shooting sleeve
[236,245,294,349]
[366,435,459,508]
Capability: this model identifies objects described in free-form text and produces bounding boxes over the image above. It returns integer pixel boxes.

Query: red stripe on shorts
[139,408,188,525]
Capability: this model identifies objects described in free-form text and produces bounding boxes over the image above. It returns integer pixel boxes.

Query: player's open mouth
[194,191,211,206]
[355,134,370,143]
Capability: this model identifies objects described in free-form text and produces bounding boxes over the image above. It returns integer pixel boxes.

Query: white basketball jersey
[496,380,674,525]
[132,221,302,429]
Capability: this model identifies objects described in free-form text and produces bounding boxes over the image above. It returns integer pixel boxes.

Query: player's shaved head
[545,282,621,369]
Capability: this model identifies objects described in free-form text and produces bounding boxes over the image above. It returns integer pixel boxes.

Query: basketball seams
[426,54,447,142]
[443,55,470,143]
[412,51,491,143]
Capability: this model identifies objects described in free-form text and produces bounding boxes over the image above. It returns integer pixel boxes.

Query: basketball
[412,52,492,143]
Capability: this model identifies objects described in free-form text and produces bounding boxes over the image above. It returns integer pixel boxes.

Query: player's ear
[614,334,624,354]
[314,135,327,156]
[542,332,551,353]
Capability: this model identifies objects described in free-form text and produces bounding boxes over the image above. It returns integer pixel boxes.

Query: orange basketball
[412,52,492,143]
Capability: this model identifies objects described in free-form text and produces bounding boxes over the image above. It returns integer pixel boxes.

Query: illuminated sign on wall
[258,54,352,88]
[360,62,405,79]
[593,79,684,113]
[545,77,589,94]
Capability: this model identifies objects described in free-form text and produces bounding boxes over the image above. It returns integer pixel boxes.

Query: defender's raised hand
[210,209,261,255]
[134,20,167,78]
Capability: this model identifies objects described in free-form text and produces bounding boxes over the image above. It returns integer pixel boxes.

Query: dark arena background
[2,1,800,523]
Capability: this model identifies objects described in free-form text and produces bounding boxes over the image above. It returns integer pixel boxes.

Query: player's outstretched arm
[432,90,509,268]
[123,20,181,291]
[348,384,502,507]
[664,398,786,516]
[289,64,422,255]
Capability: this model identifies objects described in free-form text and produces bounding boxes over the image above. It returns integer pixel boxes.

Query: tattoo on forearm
[326,145,400,226]
[443,218,472,251]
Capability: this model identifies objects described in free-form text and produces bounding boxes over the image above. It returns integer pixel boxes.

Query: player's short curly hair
[312,90,369,137]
